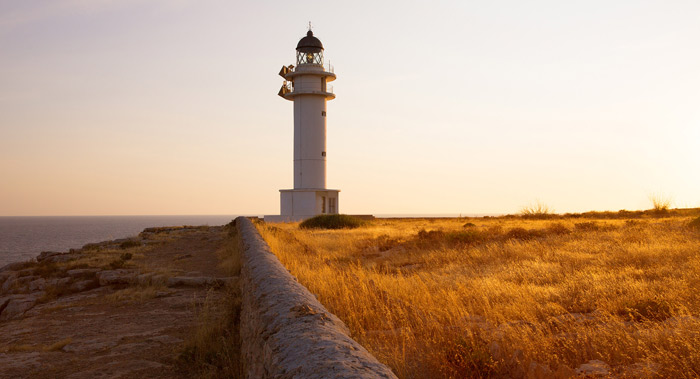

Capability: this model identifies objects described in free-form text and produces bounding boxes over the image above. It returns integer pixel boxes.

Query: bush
[108,252,133,269]
[417,229,445,240]
[32,263,62,279]
[505,227,542,240]
[373,235,401,252]
[620,298,673,322]
[120,240,141,249]
[446,230,485,244]
[520,201,555,219]
[547,223,572,235]
[574,222,599,232]
[299,214,366,230]
[689,216,700,229]
[649,194,672,213]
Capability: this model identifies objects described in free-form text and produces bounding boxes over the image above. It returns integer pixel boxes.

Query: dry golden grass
[105,285,164,303]
[178,223,242,378]
[60,245,144,272]
[257,211,700,378]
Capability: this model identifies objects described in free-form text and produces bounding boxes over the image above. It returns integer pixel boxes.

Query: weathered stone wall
[236,216,397,379]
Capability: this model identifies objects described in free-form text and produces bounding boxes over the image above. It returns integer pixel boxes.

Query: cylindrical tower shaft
[293,76,328,189]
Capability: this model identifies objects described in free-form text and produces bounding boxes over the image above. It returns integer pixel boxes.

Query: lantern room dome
[296,30,324,53]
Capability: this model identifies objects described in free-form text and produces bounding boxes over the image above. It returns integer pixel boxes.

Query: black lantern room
[296,30,324,66]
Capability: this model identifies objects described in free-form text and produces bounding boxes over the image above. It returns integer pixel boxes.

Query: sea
[0,213,497,268]
[0,215,240,268]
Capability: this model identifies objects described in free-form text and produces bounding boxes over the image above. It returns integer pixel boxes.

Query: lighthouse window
[321,111,326,117]
[321,151,326,157]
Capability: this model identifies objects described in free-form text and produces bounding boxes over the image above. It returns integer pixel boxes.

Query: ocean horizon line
[0,213,504,218]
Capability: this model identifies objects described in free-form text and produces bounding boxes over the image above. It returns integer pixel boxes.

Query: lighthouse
[265,29,339,222]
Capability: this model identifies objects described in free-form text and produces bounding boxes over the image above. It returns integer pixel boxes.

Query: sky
[1,0,699,216]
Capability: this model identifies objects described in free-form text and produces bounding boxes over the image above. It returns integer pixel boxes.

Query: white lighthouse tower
[265,29,339,222]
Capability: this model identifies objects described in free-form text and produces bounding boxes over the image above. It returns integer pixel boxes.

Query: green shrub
[299,214,366,230]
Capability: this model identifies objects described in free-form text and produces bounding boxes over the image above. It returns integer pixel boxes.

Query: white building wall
[277,189,339,219]
[292,191,317,215]
[280,191,293,215]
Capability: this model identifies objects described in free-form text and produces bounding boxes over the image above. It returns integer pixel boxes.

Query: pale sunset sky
[1,0,698,216]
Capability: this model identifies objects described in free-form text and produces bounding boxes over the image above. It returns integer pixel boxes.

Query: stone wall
[236,216,397,379]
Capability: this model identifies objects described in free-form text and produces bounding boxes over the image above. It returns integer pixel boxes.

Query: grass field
[257,210,700,378]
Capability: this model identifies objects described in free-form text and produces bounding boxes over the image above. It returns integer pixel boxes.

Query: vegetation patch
[445,229,486,245]
[574,221,600,231]
[119,240,141,249]
[299,214,367,230]
[519,201,554,219]
[620,298,674,322]
[178,223,242,378]
[547,222,572,235]
[444,336,499,377]
[107,252,133,269]
[649,194,672,214]
[105,286,162,304]
[256,211,700,378]
[689,216,700,229]
[31,262,63,279]
[504,227,542,240]
[39,281,76,304]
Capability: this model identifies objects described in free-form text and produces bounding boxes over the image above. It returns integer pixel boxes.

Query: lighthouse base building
[264,29,340,223]
[267,189,339,223]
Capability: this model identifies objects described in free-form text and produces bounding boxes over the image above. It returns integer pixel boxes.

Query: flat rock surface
[0,226,228,379]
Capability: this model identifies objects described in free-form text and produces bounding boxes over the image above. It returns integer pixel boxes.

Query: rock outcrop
[0,224,233,378]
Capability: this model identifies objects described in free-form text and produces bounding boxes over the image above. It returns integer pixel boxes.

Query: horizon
[2,1,699,217]
[2,206,695,218]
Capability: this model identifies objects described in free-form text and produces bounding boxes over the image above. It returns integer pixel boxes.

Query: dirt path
[0,226,231,378]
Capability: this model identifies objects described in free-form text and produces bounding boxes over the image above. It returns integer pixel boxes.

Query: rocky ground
[0,225,234,378]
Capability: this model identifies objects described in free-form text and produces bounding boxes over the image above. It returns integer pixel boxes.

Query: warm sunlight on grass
[257,209,700,378]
